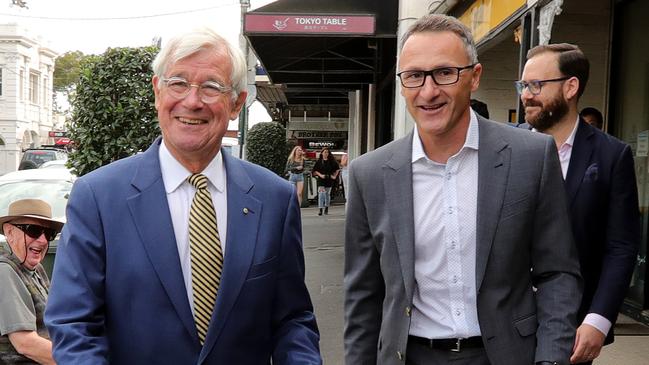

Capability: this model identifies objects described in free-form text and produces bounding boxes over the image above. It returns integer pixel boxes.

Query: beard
[524,94,569,132]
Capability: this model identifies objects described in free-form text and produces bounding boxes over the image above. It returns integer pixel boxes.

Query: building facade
[0,24,58,174]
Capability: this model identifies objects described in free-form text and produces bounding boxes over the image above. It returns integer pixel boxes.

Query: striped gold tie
[187,173,223,345]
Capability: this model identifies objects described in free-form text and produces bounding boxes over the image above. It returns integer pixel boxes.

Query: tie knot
[188,174,208,190]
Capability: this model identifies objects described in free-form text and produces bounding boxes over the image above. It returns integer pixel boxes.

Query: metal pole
[238,0,250,158]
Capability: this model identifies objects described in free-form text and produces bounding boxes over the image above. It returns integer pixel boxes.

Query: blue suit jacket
[565,120,640,344]
[45,138,321,364]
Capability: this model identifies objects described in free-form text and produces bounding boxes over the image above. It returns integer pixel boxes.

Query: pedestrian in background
[0,199,63,365]
[312,147,339,216]
[344,14,581,365]
[519,43,639,365]
[580,107,604,130]
[340,150,349,199]
[286,145,306,206]
[470,98,489,119]
[45,27,320,365]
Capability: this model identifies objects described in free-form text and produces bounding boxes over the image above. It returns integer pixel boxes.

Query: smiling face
[520,52,571,132]
[3,218,52,270]
[399,31,481,143]
[152,47,246,172]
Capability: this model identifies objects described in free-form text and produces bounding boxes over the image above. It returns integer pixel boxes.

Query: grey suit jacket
[344,117,582,365]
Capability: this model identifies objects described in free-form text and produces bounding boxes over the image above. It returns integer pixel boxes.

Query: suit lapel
[126,138,198,341]
[564,120,595,206]
[476,120,510,290]
[384,133,416,301]
[200,153,261,361]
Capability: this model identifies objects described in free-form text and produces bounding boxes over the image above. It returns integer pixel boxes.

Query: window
[42,77,48,106]
[0,68,3,96]
[19,70,24,100]
[29,72,39,104]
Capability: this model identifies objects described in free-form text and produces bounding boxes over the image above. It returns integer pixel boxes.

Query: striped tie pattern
[187,173,223,345]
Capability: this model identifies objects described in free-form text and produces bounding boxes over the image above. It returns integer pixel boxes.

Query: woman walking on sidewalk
[286,146,306,206]
[312,147,339,216]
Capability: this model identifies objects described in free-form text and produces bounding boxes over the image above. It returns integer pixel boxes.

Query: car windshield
[0,180,72,220]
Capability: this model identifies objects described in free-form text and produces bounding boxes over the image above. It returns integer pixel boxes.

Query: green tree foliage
[246,122,289,176]
[53,51,86,93]
[67,46,160,176]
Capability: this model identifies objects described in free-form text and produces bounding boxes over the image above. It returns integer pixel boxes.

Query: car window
[0,180,72,219]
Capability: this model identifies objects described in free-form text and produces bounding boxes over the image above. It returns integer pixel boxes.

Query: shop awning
[245,0,397,119]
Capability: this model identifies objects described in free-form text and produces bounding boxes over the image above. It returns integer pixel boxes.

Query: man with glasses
[519,43,639,365]
[0,198,64,364]
[344,14,581,365]
[45,28,320,364]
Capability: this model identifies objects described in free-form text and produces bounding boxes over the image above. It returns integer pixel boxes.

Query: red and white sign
[245,14,375,35]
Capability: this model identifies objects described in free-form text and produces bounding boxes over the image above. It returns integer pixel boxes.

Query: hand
[570,323,605,364]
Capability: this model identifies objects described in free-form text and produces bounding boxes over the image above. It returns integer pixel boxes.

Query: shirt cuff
[583,313,612,336]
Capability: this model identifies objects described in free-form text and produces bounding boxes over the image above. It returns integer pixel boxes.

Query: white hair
[152,27,247,100]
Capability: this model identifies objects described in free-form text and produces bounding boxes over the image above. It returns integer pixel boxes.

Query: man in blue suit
[518,43,640,364]
[45,27,321,364]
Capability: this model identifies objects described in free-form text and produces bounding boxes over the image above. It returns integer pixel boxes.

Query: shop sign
[306,140,345,149]
[292,130,347,139]
[49,131,67,137]
[245,14,375,35]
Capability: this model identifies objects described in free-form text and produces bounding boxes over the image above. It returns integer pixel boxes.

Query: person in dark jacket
[311,147,339,215]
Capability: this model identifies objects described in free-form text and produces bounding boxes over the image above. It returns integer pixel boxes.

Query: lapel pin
[243,207,249,215]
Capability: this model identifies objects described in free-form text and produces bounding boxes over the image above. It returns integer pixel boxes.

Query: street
[301,205,649,364]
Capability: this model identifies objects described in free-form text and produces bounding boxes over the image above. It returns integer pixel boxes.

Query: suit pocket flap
[246,255,278,280]
[514,314,538,337]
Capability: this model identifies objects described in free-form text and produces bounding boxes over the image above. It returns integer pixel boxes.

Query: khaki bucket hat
[0,199,65,235]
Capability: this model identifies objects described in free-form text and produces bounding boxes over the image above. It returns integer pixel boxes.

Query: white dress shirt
[159,141,228,315]
[409,111,481,339]
[534,117,612,336]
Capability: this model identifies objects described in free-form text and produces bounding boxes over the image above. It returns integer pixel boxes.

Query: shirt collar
[159,140,226,193]
[562,116,580,149]
[411,109,480,163]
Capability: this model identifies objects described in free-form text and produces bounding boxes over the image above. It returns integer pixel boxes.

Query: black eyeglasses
[11,224,58,241]
[396,65,476,88]
[514,76,570,95]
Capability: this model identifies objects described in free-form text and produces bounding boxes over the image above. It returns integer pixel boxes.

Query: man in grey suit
[343,14,582,365]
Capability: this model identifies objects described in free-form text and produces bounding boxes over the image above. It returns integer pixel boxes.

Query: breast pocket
[245,255,278,281]
[500,195,531,221]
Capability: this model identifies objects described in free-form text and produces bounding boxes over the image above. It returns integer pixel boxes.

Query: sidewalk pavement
[300,204,649,364]
[597,314,649,364]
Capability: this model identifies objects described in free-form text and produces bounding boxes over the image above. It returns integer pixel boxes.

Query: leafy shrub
[66,46,160,176]
[246,122,288,176]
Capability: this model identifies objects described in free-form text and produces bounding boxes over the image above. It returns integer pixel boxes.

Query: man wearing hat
[0,199,64,364]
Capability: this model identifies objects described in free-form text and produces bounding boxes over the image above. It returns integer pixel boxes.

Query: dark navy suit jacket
[566,120,639,344]
[521,120,640,344]
[45,138,321,364]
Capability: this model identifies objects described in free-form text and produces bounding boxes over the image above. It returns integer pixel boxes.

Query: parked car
[0,168,74,275]
[19,148,68,170]
[39,159,69,169]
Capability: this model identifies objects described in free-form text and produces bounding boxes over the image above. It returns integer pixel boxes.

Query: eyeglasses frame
[514,76,571,95]
[396,64,477,88]
[161,77,232,104]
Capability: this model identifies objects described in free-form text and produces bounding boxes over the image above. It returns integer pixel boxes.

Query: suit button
[397,351,403,360]
[405,306,411,316]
